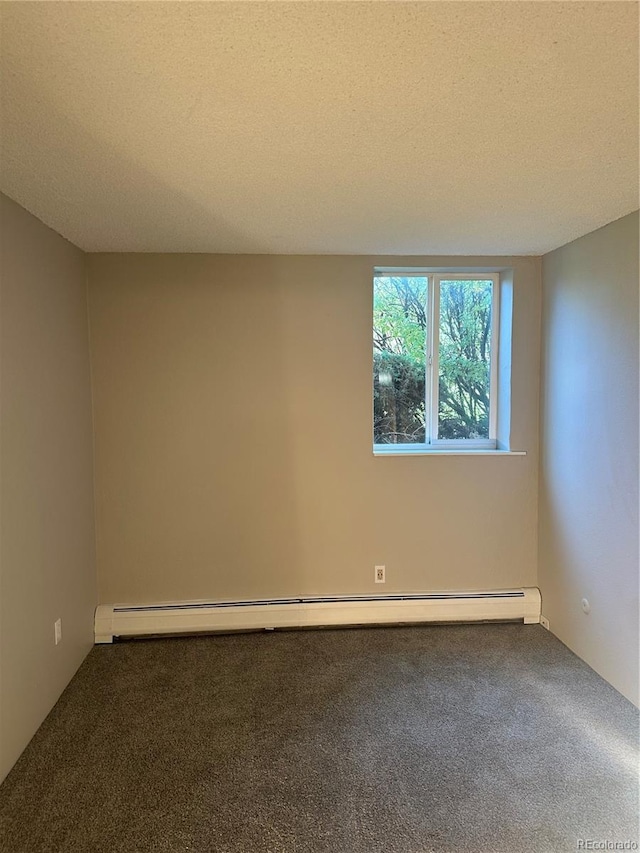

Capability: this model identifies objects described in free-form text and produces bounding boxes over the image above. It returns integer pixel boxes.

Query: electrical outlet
[54,618,62,645]
[375,565,385,584]
[540,615,550,630]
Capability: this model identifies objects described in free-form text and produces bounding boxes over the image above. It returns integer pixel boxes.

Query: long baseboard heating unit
[94,588,541,644]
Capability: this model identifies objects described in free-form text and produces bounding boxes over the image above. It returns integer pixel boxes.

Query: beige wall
[88,254,541,606]
[539,211,639,706]
[0,191,635,778]
[0,194,96,782]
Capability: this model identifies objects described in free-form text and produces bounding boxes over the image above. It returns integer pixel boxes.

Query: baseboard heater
[94,588,541,644]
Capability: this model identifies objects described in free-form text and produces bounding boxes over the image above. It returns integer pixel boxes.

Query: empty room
[0,2,638,852]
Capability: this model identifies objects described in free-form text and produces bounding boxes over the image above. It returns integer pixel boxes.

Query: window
[373,271,500,452]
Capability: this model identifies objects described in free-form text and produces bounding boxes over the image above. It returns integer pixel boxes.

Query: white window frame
[374,270,500,453]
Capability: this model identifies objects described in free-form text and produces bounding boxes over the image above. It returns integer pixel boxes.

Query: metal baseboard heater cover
[94,588,542,644]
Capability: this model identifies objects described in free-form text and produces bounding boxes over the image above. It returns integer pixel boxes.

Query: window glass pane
[373,276,427,444]
[438,279,492,439]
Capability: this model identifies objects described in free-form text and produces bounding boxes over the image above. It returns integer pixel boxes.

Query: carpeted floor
[0,624,638,853]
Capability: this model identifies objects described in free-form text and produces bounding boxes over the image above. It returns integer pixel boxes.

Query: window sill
[373,449,526,457]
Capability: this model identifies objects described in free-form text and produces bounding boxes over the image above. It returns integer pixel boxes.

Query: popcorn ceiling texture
[0,1,637,255]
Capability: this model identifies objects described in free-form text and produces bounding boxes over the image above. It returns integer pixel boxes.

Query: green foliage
[437,280,491,439]
[373,276,427,362]
[373,276,492,442]
[373,277,427,444]
[373,351,425,444]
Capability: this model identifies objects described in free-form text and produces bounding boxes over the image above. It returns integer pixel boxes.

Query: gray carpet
[0,624,638,853]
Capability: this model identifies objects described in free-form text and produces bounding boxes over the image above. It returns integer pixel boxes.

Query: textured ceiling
[0,1,638,255]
